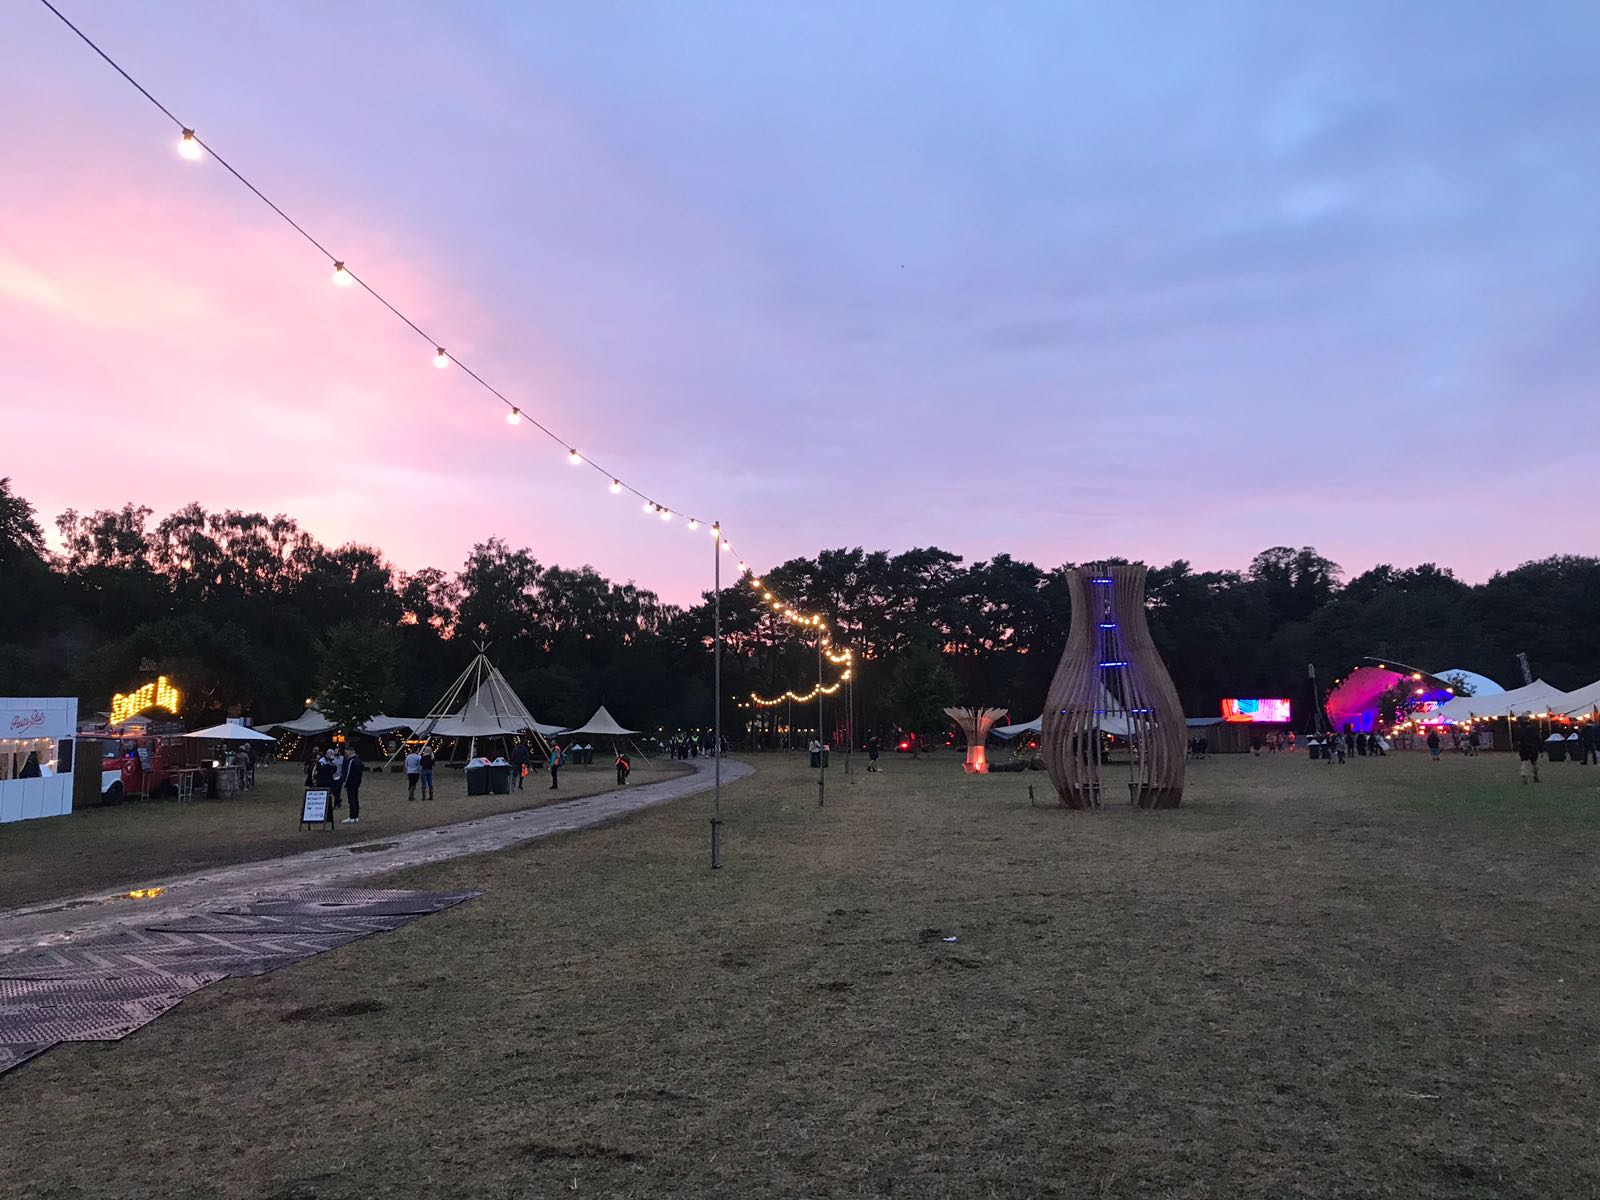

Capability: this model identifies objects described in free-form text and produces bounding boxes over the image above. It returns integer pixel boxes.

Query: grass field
[0,757,687,910]
[4,750,1599,1198]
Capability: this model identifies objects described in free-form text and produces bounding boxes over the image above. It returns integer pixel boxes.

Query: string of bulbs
[38,0,853,706]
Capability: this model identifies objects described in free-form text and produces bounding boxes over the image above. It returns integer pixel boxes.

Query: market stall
[1,697,79,823]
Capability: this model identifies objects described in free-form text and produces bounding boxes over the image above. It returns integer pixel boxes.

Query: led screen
[1221,698,1292,723]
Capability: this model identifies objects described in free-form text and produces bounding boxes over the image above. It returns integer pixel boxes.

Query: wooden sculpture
[944,706,1009,773]
[1040,564,1186,809]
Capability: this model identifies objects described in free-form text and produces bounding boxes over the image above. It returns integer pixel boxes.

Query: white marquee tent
[1429,678,1574,723]
[993,685,1137,740]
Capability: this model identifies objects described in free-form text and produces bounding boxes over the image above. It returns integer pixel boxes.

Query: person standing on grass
[314,748,337,795]
[341,747,364,824]
[329,746,347,809]
[419,747,435,800]
[1426,728,1442,762]
[404,747,422,800]
[549,744,562,790]
[304,746,321,788]
[615,751,630,786]
[1580,722,1599,766]
[509,739,529,790]
[1517,724,1543,784]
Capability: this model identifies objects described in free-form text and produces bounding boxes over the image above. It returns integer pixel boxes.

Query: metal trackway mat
[0,888,479,1077]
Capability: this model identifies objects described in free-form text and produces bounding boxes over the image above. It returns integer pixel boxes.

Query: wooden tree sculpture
[1040,564,1186,809]
[944,706,1009,774]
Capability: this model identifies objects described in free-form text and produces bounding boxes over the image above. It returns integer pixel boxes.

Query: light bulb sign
[110,676,181,725]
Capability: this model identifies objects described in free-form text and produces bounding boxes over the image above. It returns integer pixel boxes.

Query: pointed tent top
[420,652,562,738]
[561,705,639,737]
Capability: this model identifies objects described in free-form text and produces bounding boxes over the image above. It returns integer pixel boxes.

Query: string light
[37,0,856,705]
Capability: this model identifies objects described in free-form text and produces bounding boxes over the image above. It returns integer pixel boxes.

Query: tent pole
[711,522,723,869]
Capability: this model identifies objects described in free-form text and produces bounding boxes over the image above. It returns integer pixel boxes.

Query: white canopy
[268,709,427,737]
[993,686,1136,740]
[1559,679,1600,717]
[269,708,337,736]
[184,722,278,741]
[561,705,639,737]
[1428,678,1574,723]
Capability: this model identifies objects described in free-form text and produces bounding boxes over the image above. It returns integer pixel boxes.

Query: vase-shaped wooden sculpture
[1041,564,1185,809]
[944,706,1008,774]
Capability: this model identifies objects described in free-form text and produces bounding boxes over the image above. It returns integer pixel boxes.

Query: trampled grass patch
[4,749,1598,1197]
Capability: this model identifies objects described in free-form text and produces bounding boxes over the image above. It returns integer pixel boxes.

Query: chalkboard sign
[300,789,333,830]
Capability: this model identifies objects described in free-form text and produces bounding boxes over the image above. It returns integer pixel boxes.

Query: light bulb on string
[688,519,699,531]
[610,479,622,494]
[643,501,656,516]
[506,407,521,426]
[659,507,672,522]
[433,348,450,369]
[178,129,203,160]
[567,449,582,466]
[331,261,354,287]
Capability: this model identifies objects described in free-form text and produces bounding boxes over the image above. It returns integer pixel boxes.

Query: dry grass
[4,750,1599,1198]
[0,758,687,909]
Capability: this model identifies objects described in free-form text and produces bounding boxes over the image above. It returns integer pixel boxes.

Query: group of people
[303,745,366,823]
[666,734,720,760]
[1247,732,1296,755]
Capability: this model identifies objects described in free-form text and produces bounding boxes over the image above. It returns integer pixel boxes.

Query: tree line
[2,480,1596,742]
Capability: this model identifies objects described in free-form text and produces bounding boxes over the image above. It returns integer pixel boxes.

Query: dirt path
[0,757,750,958]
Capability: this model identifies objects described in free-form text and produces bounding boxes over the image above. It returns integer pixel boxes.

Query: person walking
[509,740,529,791]
[615,751,631,786]
[867,738,881,772]
[1516,724,1543,784]
[419,747,435,800]
[304,746,321,788]
[549,744,562,790]
[404,747,422,800]
[341,747,364,823]
[1425,728,1442,762]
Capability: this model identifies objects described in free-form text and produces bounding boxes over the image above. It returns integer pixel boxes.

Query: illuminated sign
[1221,698,1292,723]
[110,676,181,725]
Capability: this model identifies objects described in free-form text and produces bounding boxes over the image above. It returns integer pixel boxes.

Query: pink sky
[5,3,1596,605]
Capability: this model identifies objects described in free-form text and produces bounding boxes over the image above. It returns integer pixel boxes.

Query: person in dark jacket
[509,740,529,791]
[314,751,337,791]
[304,746,321,788]
[1425,729,1441,761]
[341,749,364,823]
[19,752,42,778]
[1516,724,1542,784]
[1580,722,1599,766]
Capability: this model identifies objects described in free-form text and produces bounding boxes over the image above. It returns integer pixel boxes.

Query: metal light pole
[711,522,723,869]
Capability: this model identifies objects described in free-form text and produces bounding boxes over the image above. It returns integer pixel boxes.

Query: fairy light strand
[36,0,851,703]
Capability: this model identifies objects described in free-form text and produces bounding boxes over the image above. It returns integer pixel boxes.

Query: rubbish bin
[1307,741,1324,760]
[1545,734,1568,763]
[820,747,831,768]
[488,757,512,794]
[465,758,490,796]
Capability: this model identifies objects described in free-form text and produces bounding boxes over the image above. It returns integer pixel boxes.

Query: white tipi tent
[561,705,649,761]
[395,649,560,764]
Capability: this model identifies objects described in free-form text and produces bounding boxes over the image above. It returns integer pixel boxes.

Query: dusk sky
[5,2,1597,605]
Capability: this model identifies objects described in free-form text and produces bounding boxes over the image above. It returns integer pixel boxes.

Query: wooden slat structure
[944,706,1009,773]
[1040,564,1186,809]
